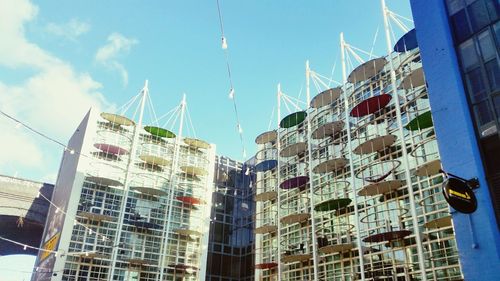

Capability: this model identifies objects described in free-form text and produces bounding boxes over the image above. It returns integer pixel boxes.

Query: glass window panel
[493,95,500,120]
[468,0,490,32]
[459,39,480,69]
[473,101,497,137]
[451,9,472,42]
[485,59,500,90]
[494,22,500,48]
[485,0,500,21]
[447,0,465,15]
[478,30,497,60]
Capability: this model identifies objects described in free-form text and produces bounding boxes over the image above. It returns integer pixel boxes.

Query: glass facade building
[206,156,255,281]
[253,3,469,279]
[32,106,216,281]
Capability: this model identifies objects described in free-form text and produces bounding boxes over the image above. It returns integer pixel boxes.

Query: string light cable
[215,0,247,160]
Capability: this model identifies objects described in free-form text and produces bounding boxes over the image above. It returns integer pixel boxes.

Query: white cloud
[95,33,138,86]
[45,18,90,41]
[0,0,114,181]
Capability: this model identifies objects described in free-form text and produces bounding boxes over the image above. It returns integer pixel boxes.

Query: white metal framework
[50,82,216,281]
[254,2,464,281]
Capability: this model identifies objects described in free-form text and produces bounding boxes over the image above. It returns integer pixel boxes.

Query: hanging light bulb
[23,245,27,250]
[36,192,40,198]
[229,88,234,99]
[88,229,93,235]
[245,167,250,176]
[70,149,75,155]
[221,36,228,49]
[55,208,59,214]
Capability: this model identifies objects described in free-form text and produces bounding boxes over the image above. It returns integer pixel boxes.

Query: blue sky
[0,0,412,279]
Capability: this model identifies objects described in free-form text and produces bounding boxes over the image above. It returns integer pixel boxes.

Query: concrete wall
[409,1,500,280]
[0,175,53,256]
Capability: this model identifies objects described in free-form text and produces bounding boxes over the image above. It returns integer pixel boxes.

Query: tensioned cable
[216,0,247,159]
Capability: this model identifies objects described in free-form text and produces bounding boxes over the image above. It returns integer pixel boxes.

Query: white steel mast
[109,80,149,280]
[380,1,428,279]
[158,94,187,281]
[276,83,283,281]
[340,33,366,281]
[305,60,320,281]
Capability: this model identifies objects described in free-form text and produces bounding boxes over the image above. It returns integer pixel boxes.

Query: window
[485,59,500,90]
[473,101,497,136]
[459,39,480,70]
[468,0,490,32]
[478,30,497,60]
[466,68,488,102]
[451,9,472,42]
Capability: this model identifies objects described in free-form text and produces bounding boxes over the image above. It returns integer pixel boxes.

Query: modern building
[253,2,466,280]
[206,156,254,281]
[0,175,54,256]
[409,0,500,280]
[32,85,216,281]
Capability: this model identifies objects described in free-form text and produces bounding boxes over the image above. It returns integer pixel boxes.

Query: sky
[0,0,413,280]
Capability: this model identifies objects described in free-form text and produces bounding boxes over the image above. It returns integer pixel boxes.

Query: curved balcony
[280,162,309,191]
[255,147,277,162]
[255,210,277,234]
[310,106,344,141]
[358,180,404,197]
[361,208,412,243]
[254,160,278,173]
[139,142,174,165]
[255,176,277,202]
[180,145,210,167]
[177,179,207,202]
[100,112,135,127]
[310,87,342,109]
[130,173,169,197]
[255,130,277,144]
[312,152,348,175]
[85,161,126,188]
[353,134,397,155]
[419,185,452,230]
[406,110,433,131]
[281,234,312,263]
[184,138,210,150]
[95,123,133,154]
[350,94,392,118]
[399,67,425,90]
[180,165,208,177]
[313,181,352,212]
[355,159,401,183]
[415,159,441,177]
[77,205,115,222]
[280,111,307,129]
[410,135,439,164]
[279,128,307,158]
[255,247,278,270]
[143,126,176,138]
[280,194,310,225]
[394,28,418,53]
[315,222,355,254]
[348,57,387,84]
[173,213,204,237]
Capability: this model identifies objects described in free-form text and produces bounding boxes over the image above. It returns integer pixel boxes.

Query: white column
[305,60,320,281]
[340,34,366,281]
[109,80,149,280]
[380,1,427,279]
